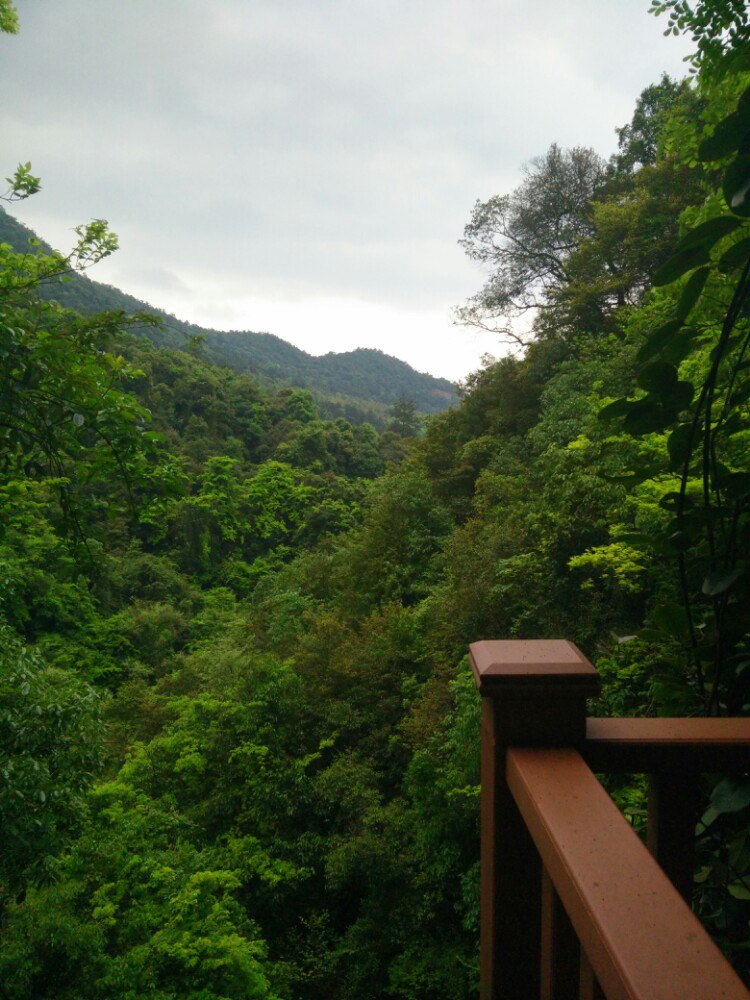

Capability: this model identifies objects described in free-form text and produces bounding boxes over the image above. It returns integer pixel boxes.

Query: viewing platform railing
[470,639,750,1000]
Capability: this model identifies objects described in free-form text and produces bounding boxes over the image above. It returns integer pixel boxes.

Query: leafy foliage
[3,6,750,996]
[0,208,455,418]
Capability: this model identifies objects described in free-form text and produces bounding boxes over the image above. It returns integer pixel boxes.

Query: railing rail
[470,639,750,1000]
[509,747,744,1000]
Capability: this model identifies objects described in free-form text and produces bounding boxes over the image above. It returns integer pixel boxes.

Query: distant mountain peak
[0,208,456,415]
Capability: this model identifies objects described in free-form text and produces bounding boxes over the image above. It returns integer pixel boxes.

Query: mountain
[0,208,457,415]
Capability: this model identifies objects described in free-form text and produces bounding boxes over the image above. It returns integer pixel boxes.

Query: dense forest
[0,209,456,422]
[2,1,750,997]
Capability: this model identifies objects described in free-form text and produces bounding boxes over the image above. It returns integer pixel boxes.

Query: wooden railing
[470,639,750,1000]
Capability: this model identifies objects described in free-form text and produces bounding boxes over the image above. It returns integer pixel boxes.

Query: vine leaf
[674,217,741,254]
[728,882,750,901]
[699,82,750,162]
[667,423,693,469]
[653,245,712,286]
[718,236,750,273]
[710,776,750,814]
[659,491,694,511]
[724,155,750,217]
[699,111,750,162]
[663,379,694,412]
[598,397,632,421]
[637,319,684,364]
[662,329,701,366]
[637,361,678,393]
[651,602,690,639]
[676,266,710,319]
[623,398,670,435]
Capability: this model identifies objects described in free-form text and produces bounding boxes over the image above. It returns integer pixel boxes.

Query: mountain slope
[0,209,456,414]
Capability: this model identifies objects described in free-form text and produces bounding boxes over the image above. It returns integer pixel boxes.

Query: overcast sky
[3,1,692,380]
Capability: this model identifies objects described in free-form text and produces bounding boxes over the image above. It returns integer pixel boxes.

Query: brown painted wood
[579,954,595,1000]
[578,954,606,1000]
[647,771,699,904]
[479,697,541,999]
[541,869,580,1000]
[507,747,750,1000]
[470,640,600,747]
[471,640,600,998]
[470,639,600,691]
[582,717,750,773]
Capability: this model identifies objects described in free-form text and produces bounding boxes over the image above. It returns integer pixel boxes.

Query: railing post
[647,769,699,904]
[540,870,580,1000]
[470,640,600,1000]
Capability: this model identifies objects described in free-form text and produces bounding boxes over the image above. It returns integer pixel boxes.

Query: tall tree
[456,144,606,345]
[387,396,421,438]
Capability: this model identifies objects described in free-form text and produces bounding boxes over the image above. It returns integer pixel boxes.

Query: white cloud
[5,0,693,379]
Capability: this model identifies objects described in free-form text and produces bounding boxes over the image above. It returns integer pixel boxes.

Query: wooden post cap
[469,640,600,698]
[471,640,600,746]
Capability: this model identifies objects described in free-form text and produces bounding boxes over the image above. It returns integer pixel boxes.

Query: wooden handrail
[582,717,750,772]
[508,747,748,1000]
[470,638,750,1000]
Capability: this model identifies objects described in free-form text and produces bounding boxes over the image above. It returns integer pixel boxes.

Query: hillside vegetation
[0,208,456,420]
[1,2,750,997]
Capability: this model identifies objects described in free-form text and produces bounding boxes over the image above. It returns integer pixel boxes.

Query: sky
[2,1,693,381]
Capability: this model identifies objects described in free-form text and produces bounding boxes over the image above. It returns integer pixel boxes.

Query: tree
[456,144,606,345]
[0,0,18,35]
[387,396,421,438]
[598,71,750,721]
[650,0,750,77]
[0,232,169,540]
[0,625,104,906]
[613,74,695,172]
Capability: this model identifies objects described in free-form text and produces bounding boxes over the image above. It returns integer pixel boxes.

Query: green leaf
[718,236,750,274]
[673,217,741,255]
[728,881,750,901]
[651,602,689,639]
[675,267,710,320]
[653,245,712,287]
[623,399,670,435]
[662,328,701,366]
[667,424,694,469]
[724,155,750,217]
[659,491,693,511]
[650,672,694,710]
[694,866,710,884]
[638,627,667,642]
[711,776,750,815]
[702,568,745,596]
[664,380,694,413]
[637,361,677,393]
[616,531,656,547]
[698,806,720,832]
[720,471,750,500]
[602,475,644,486]
[636,319,684,364]
[598,397,632,421]
[699,112,748,162]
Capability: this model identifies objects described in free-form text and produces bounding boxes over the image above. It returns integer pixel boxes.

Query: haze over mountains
[0,208,456,416]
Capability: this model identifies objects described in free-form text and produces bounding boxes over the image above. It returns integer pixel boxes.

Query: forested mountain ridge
[2,1,750,997]
[0,207,456,416]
